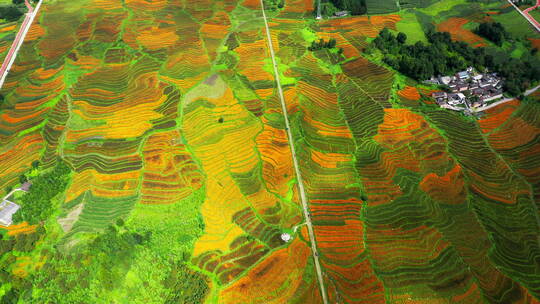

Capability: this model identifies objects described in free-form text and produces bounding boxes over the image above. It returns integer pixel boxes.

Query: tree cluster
[327,0,367,15]
[475,22,509,46]
[29,223,152,302]
[163,261,210,304]
[0,5,23,22]
[264,0,284,10]
[371,28,540,96]
[0,227,46,302]
[12,160,72,225]
[308,38,337,51]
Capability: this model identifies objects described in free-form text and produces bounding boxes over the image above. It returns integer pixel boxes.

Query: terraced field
[0,0,539,302]
[0,22,19,63]
[0,0,313,301]
[265,0,540,302]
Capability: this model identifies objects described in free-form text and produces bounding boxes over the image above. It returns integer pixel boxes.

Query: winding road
[0,0,43,89]
[258,1,329,303]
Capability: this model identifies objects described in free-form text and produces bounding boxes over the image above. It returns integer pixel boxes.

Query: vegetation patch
[371,27,540,96]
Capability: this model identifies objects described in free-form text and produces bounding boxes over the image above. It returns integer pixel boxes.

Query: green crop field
[531,8,540,22]
[493,9,540,38]
[0,0,539,303]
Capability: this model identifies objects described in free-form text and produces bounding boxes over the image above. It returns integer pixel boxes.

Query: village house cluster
[427,67,504,109]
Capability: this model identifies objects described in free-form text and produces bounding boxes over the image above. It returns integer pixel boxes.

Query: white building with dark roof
[439,76,453,85]
[457,71,470,80]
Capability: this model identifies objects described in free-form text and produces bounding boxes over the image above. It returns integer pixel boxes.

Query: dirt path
[258,2,329,303]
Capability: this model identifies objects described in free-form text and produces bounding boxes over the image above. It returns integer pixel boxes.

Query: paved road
[524,0,540,14]
[258,2,328,303]
[524,0,540,27]
[474,84,540,112]
[506,0,540,32]
[0,0,43,89]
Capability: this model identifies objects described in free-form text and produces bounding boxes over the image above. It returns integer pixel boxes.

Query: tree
[31,160,40,169]
[14,160,72,225]
[372,27,540,97]
[475,22,509,46]
[0,6,23,22]
[1,288,20,304]
[19,175,27,184]
[328,38,337,48]
[327,0,367,15]
[397,32,407,44]
[308,38,338,51]
[116,218,125,227]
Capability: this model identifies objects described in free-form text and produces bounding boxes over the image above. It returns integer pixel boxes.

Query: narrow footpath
[0,0,43,89]
[258,2,329,303]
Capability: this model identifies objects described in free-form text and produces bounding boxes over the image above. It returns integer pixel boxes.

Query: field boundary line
[258,2,329,303]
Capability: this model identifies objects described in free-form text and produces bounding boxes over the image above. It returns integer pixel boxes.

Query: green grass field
[529,7,540,22]
[396,10,428,43]
[493,9,540,38]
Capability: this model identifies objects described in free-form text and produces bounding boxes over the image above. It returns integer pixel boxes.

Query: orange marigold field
[281,0,313,13]
[1,222,37,236]
[438,18,486,47]
[255,118,295,198]
[141,130,203,204]
[218,238,311,303]
[488,117,540,150]
[420,164,466,205]
[477,99,520,134]
[397,86,420,101]
[322,14,401,38]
